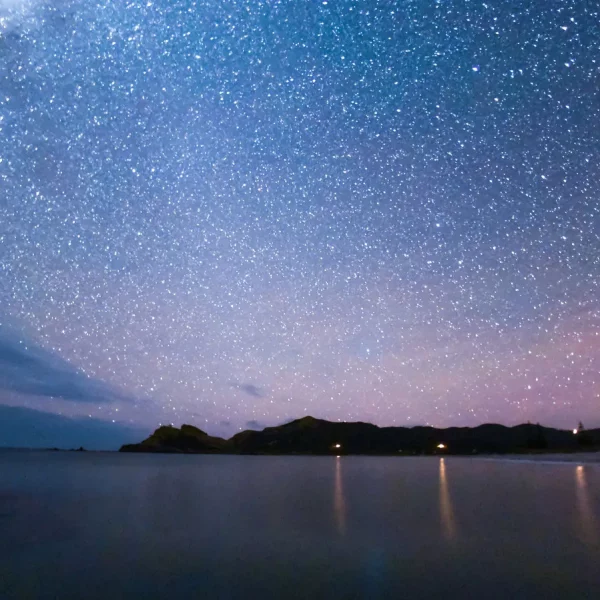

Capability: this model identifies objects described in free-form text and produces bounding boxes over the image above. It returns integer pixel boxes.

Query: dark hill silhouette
[120,416,600,455]
[120,424,226,453]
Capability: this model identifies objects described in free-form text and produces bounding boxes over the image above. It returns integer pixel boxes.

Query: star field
[1,0,599,436]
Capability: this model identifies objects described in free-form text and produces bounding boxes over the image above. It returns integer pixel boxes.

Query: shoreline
[472,452,600,465]
[3,448,600,464]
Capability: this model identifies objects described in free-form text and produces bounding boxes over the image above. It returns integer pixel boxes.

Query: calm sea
[1,452,599,599]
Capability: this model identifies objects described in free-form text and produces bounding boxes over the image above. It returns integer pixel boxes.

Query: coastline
[473,452,600,465]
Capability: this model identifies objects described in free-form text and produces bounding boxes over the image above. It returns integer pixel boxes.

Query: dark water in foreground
[1,453,599,599]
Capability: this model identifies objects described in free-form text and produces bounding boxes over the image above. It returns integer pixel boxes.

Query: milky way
[1,0,599,436]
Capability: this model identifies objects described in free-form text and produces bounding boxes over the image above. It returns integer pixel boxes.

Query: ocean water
[1,452,599,599]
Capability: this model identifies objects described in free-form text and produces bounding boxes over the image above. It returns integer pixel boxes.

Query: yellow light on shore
[437,443,446,449]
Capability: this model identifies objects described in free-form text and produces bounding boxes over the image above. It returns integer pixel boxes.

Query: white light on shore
[573,429,578,435]
[334,443,341,449]
[437,443,446,449]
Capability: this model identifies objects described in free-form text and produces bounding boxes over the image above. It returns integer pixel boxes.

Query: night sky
[1,0,599,445]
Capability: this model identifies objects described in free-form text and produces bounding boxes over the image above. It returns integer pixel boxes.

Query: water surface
[1,453,599,599]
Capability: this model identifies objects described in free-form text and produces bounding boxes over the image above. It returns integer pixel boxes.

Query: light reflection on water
[575,464,598,546]
[1,452,600,599]
[439,458,457,541]
[334,456,346,536]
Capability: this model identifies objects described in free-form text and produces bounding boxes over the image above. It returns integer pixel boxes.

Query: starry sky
[1,0,599,444]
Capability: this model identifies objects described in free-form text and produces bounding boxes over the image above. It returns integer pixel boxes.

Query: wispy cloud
[230,381,265,398]
[0,327,129,403]
[0,0,42,33]
[0,404,146,450]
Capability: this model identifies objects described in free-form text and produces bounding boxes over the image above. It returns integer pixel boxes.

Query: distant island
[120,416,600,455]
